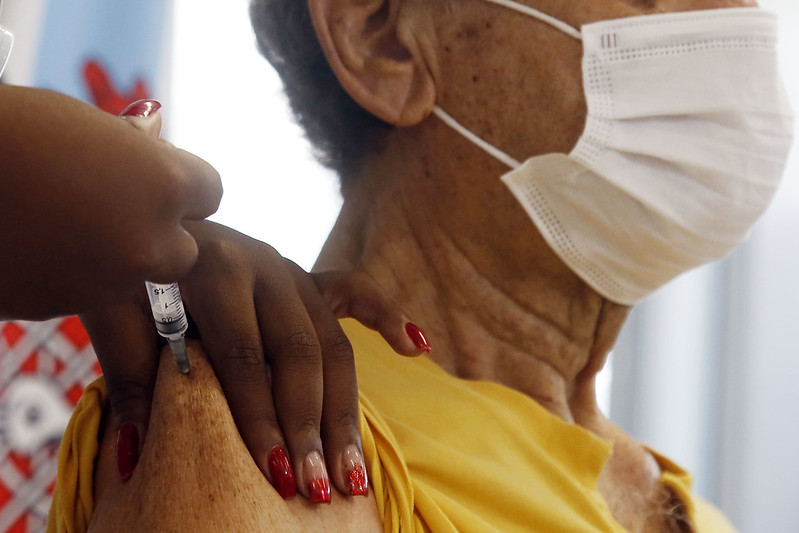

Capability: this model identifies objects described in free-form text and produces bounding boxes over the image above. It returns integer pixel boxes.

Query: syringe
[145,281,190,374]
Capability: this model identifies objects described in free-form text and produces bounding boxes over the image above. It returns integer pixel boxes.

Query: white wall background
[167,0,341,271]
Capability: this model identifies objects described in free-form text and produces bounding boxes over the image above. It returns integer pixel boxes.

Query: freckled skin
[89,343,381,533]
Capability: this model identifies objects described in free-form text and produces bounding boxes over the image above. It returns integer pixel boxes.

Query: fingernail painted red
[347,464,368,496]
[304,451,331,504]
[310,477,332,504]
[268,446,296,499]
[342,444,368,496]
[117,423,140,482]
[119,99,161,118]
[405,322,431,353]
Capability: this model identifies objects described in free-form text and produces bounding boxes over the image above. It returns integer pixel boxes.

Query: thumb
[119,99,163,138]
[310,270,431,356]
[81,300,160,481]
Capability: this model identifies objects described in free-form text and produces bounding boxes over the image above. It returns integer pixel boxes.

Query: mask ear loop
[431,107,522,169]
[431,0,583,169]
[481,0,583,41]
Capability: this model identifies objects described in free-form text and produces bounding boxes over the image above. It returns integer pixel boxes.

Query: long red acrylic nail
[119,99,161,118]
[347,464,368,496]
[117,422,140,482]
[310,477,332,504]
[268,446,297,499]
[405,322,431,353]
[342,444,368,496]
[304,451,331,504]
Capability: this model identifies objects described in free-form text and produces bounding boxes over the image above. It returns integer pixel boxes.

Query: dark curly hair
[250,0,393,190]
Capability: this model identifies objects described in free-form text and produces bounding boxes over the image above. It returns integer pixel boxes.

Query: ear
[308,0,437,126]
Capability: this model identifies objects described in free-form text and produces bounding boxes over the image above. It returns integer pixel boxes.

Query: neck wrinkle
[315,166,626,426]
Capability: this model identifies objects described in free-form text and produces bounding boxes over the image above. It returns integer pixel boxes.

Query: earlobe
[308,0,437,126]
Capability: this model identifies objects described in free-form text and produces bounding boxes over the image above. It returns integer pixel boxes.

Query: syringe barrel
[145,281,188,340]
[154,320,185,338]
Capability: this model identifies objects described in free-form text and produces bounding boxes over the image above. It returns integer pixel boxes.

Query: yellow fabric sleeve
[46,377,106,533]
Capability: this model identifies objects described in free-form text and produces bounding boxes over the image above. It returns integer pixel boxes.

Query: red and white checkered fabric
[0,318,100,533]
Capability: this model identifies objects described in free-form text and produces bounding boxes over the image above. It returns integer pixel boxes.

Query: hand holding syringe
[145,281,190,373]
[83,217,430,495]
[71,100,428,497]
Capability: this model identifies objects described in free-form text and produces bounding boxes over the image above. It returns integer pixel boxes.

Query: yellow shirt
[48,319,736,532]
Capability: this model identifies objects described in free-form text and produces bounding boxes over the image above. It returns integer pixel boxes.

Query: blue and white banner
[34,0,171,113]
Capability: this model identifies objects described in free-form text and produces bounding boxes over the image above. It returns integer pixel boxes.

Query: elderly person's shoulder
[49,343,381,533]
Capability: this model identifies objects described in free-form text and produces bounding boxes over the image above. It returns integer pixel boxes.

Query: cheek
[501,43,587,157]
[438,23,586,159]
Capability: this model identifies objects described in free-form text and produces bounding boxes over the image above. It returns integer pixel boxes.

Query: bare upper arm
[89,342,381,532]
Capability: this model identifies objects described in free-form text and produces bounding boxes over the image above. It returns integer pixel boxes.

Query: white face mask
[433,3,794,305]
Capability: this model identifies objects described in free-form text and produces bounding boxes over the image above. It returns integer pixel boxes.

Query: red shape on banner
[65,383,85,406]
[1,323,25,348]
[6,516,26,533]
[53,358,66,376]
[7,453,33,480]
[19,352,37,374]
[0,478,12,507]
[58,316,91,350]
[83,59,150,115]
[0,480,26,533]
